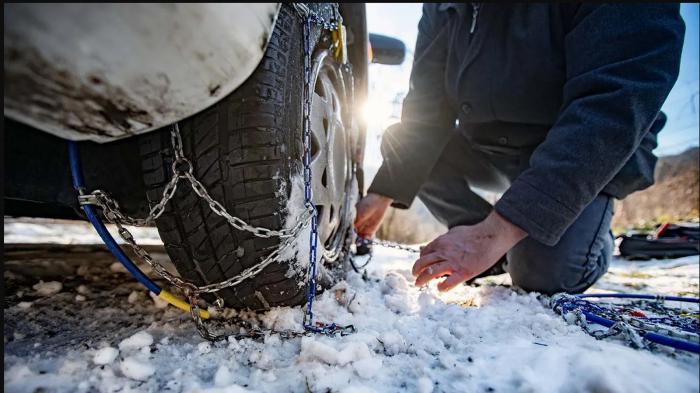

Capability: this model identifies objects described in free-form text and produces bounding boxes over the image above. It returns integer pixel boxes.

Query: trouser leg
[416,133,510,278]
[416,133,613,293]
[504,194,614,294]
[416,132,505,228]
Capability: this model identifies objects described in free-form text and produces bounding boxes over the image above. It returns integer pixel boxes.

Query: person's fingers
[356,213,377,237]
[354,205,369,227]
[420,236,444,257]
[354,205,375,234]
[357,225,373,239]
[411,253,445,277]
[437,272,468,292]
[354,215,366,233]
[414,261,453,287]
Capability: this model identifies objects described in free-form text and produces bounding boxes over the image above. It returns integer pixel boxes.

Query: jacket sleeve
[367,4,457,209]
[494,4,685,246]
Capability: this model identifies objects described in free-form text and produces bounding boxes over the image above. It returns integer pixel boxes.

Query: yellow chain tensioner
[332,23,347,64]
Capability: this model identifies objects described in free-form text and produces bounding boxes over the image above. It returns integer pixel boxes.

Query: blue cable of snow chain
[68,141,160,294]
[579,310,700,353]
[564,293,700,353]
[577,293,699,304]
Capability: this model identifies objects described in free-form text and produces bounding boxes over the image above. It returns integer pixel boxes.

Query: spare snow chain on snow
[71,3,357,341]
[551,293,700,353]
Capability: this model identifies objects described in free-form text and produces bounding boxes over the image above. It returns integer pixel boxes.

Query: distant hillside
[613,146,699,231]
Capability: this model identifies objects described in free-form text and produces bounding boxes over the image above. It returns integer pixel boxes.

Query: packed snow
[118,331,154,351]
[4,221,699,392]
[93,347,119,365]
[32,280,63,296]
[120,356,156,381]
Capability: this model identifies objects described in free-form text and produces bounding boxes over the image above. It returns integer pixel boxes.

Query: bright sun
[360,98,395,130]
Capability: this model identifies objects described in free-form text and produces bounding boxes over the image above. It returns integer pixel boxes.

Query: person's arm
[367,4,457,209]
[494,4,685,246]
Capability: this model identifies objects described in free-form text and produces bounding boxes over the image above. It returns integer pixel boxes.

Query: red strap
[654,223,670,239]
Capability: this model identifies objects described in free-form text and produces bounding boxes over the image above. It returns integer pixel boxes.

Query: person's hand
[354,193,393,239]
[412,210,527,292]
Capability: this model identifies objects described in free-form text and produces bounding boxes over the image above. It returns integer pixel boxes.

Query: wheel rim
[308,52,351,252]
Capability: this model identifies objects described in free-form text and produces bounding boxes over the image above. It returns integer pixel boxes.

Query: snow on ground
[3,221,699,393]
[3,218,164,245]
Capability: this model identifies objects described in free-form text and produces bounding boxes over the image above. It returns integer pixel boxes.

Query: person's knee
[505,236,611,295]
[505,241,578,295]
[506,195,614,294]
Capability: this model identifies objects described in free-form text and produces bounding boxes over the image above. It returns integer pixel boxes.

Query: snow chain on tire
[78,3,356,341]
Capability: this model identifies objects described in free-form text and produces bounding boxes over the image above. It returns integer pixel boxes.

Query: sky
[363,3,700,166]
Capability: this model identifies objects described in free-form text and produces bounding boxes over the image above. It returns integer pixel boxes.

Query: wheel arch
[4,3,281,143]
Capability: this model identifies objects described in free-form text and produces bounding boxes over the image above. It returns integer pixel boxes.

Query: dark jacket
[368,3,685,246]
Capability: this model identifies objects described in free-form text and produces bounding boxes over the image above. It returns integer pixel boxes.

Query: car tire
[138,5,356,310]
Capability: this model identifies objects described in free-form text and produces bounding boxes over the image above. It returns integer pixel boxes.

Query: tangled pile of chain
[551,294,699,353]
[74,3,369,341]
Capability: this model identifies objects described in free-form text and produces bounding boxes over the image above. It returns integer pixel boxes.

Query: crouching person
[354,3,685,293]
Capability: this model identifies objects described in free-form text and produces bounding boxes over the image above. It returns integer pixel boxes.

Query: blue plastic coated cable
[562,293,700,353]
[570,307,700,354]
[68,141,161,294]
[577,293,699,303]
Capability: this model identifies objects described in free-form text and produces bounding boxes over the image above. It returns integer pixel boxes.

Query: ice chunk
[120,356,155,381]
[352,357,382,379]
[118,331,153,351]
[377,331,407,356]
[198,342,212,354]
[149,291,169,309]
[93,347,119,365]
[214,365,235,387]
[127,291,141,304]
[32,280,62,296]
[109,262,128,273]
[299,338,371,366]
[299,338,339,365]
[382,272,409,294]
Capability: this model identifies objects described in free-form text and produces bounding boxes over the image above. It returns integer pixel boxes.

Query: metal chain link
[574,295,697,342]
[368,238,420,254]
[84,124,313,239]
[78,174,179,227]
[296,3,354,336]
[292,3,342,30]
[551,293,699,351]
[568,309,647,349]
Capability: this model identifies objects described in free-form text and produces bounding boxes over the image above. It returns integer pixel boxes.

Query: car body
[5,3,280,143]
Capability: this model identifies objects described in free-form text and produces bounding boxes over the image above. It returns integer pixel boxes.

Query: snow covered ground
[4,219,700,393]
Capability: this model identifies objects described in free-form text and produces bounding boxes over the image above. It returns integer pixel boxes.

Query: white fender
[4,3,280,142]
